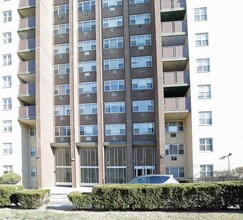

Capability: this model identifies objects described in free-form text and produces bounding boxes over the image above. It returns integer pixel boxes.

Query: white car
[128,174,179,184]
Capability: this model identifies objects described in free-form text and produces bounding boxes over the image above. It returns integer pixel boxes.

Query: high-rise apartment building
[0,0,243,189]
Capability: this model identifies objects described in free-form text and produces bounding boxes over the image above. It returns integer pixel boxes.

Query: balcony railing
[161,0,186,11]
[162,45,188,60]
[161,21,187,35]
[19,106,36,119]
[18,60,35,73]
[18,38,35,51]
[164,97,190,112]
[19,0,36,8]
[19,16,35,30]
[163,71,189,85]
[18,83,35,96]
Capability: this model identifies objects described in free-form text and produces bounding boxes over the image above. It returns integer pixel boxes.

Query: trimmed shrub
[0,185,24,207]
[68,192,93,210]
[10,189,50,209]
[0,172,21,184]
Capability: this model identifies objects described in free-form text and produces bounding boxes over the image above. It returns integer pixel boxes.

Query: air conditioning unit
[85,115,91,120]
[171,156,177,161]
[112,92,117,96]
[84,72,90,77]
[84,51,89,56]
[60,116,64,121]
[141,135,147,140]
[60,137,66,142]
[110,7,115,12]
[85,94,90,98]
[112,70,117,74]
[140,113,146,117]
[59,95,65,100]
[86,136,91,141]
[112,136,118,141]
[138,46,144,51]
[59,74,64,79]
[170,133,176,137]
[140,90,146,94]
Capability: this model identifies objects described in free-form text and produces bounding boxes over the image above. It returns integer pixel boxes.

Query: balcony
[19,106,36,125]
[18,83,35,105]
[18,60,35,83]
[18,0,36,18]
[18,38,35,60]
[162,45,188,71]
[161,0,186,21]
[18,17,35,39]
[162,21,187,35]
[164,97,190,119]
[163,71,189,85]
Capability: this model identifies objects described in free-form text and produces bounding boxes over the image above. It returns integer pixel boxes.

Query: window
[132,78,153,90]
[104,58,124,70]
[78,40,96,52]
[55,126,70,137]
[54,84,70,95]
[195,33,209,47]
[130,13,150,25]
[199,111,212,125]
[130,34,151,46]
[105,124,125,135]
[165,144,184,155]
[103,0,122,7]
[78,1,95,11]
[54,105,70,116]
[103,16,123,28]
[197,58,210,72]
[79,103,97,114]
[3,143,12,155]
[3,54,11,66]
[29,127,35,136]
[53,63,69,75]
[80,125,98,136]
[194,7,207,21]
[133,122,154,135]
[105,102,125,113]
[54,44,69,55]
[104,80,124,92]
[198,85,211,99]
[103,37,123,49]
[3,165,13,174]
[2,120,12,132]
[2,76,11,88]
[30,167,37,177]
[165,121,183,132]
[78,61,96,72]
[30,147,36,156]
[166,167,185,178]
[78,20,96,31]
[3,11,12,22]
[133,100,154,112]
[129,0,150,4]
[131,56,152,68]
[200,138,213,151]
[200,165,213,177]
[53,24,69,35]
[2,32,11,44]
[53,4,69,15]
[79,82,97,94]
[2,98,12,110]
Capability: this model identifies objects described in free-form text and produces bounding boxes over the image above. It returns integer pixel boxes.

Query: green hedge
[0,185,24,207]
[68,182,243,211]
[0,172,21,184]
[10,189,50,209]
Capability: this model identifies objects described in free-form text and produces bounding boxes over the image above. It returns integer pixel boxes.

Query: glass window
[104,80,124,92]
[166,167,185,178]
[2,120,12,132]
[194,7,207,21]
[2,32,12,44]
[2,98,12,110]
[165,121,184,132]
[130,34,151,46]
[3,143,12,155]
[30,167,37,177]
[105,102,125,113]
[131,56,152,68]
[78,20,96,31]
[105,124,125,135]
[129,0,150,4]
[79,103,97,114]
[2,76,11,88]
[53,4,69,15]
[29,127,35,136]
[53,63,69,75]
[79,82,97,94]
[78,1,95,11]
[132,100,154,112]
[103,37,123,49]
[54,84,70,95]
[198,85,211,99]
[3,165,13,174]
[30,147,36,156]
[104,58,124,70]
[78,40,96,52]
[78,61,96,72]
[200,165,213,177]
[53,24,69,35]
[165,144,184,155]
[199,111,212,125]
[133,122,154,135]
[54,105,70,116]
[200,138,213,151]
[195,33,209,47]
[80,125,98,136]
[103,16,123,28]
[197,58,210,72]
[54,44,69,55]
[55,126,70,137]
[103,0,122,8]
[132,78,153,90]
[2,54,11,66]
[3,11,12,22]
[130,13,150,25]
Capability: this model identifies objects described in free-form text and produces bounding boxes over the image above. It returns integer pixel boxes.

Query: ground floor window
[200,164,213,178]
[133,146,155,177]
[55,148,72,185]
[80,147,98,184]
[105,146,126,183]
[166,167,185,178]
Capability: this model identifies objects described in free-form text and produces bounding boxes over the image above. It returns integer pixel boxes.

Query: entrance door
[134,166,154,177]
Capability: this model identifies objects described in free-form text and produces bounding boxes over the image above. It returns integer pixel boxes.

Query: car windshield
[130,175,170,184]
